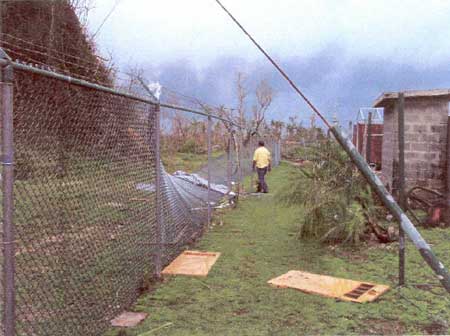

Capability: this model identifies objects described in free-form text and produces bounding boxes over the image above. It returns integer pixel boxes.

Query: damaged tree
[280,140,397,245]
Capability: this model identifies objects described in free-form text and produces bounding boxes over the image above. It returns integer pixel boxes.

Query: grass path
[107,163,450,335]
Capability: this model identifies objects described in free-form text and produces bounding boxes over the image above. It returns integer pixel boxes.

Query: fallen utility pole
[331,127,449,291]
[214,0,450,292]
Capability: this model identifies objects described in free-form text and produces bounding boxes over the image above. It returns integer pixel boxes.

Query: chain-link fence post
[226,133,232,192]
[275,140,278,165]
[279,139,282,164]
[154,104,163,277]
[237,140,242,197]
[274,140,277,166]
[1,56,16,336]
[207,114,212,226]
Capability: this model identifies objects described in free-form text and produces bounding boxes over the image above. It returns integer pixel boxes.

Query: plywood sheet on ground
[268,270,389,303]
[162,250,221,277]
[111,312,148,327]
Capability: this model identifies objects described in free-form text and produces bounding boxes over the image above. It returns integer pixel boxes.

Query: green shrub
[179,138,206,154]
[279,140,383,245]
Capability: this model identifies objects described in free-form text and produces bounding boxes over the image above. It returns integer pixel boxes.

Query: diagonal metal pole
[215,0,450,292]
[331,126,450,292]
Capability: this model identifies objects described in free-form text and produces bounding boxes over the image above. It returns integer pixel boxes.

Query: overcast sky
[87,0,450,124]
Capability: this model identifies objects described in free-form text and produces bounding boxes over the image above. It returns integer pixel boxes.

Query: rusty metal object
[406,186,445,227]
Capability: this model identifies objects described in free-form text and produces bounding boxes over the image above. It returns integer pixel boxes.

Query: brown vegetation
[0,0,112,85]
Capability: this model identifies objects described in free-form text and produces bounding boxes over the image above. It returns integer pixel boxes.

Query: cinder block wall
[381,97,449,193]
[381,105,397,189]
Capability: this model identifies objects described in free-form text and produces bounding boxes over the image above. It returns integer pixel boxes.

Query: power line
[162,86,236,113]
[91,0,122,39]
[2,35,234,113]
[2,46,113,86]
[0,32,108,65]
[1,40,106,77]
[214,0,331,129]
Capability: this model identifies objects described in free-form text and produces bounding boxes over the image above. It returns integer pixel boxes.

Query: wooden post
[446,115,450,226]
[398,93,406,286]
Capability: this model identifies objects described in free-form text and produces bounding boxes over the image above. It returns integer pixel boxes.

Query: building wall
[381,97,449,194]
[381,104,397,189]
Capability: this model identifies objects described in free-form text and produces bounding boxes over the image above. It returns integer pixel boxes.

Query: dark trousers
[256,167,268,193]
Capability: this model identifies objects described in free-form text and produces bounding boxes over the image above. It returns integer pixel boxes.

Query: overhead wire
[1,46,113,86]
[214,0,450,294]
[90,0,122,39]
[1,31,238,126]
[213,0,331,129]
[162,86,236,113]
[0,32,108,66]
[1,40,107,78]
[1,33,237,123]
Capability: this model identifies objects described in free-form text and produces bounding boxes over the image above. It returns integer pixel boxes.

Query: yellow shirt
[253,147,271,168]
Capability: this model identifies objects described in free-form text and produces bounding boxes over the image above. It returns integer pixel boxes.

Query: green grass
[11,156,158,335]
[106,163,450,336]
[162,150,224,174]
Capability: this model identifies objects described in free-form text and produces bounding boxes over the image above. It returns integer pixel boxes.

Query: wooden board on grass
[162,250,221,277]
[268,270,389,303]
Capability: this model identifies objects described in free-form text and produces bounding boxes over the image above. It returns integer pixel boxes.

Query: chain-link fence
[0,52,281,336]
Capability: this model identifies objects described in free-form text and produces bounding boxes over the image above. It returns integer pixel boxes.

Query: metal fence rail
[0,52,281,336]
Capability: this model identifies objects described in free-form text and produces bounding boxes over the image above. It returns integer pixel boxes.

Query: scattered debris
[162,250,221,277]
[111,311,148,327]
[268,270,389,303]
[136,183,155,193]
[406,186,447,227]
[173,171,235,196]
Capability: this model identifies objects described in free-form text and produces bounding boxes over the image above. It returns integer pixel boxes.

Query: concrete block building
[374,89,450,194]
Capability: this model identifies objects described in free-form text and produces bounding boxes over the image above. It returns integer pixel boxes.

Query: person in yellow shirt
[252,140,271,193]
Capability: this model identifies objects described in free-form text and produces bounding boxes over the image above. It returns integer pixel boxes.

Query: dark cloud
[146,46,450,126]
